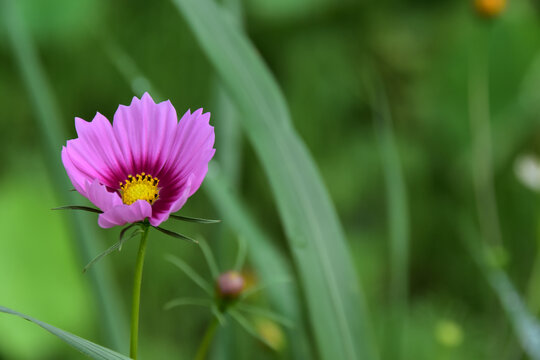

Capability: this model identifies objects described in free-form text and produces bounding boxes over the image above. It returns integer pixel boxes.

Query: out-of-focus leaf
[236,304,293,328]
[171,0,377,357]
[0,306,132,360]
[368,73,409,359]
[464,225,540,360]
[198,238,220,279]
[229,310,273,349]
[164,298,213,310]
[165,254,213,295]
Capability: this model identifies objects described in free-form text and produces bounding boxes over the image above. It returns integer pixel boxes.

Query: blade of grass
[199,238,221,279]
[164,298,213,310]
[367,72,409,359]
[462,225,540,360]
[171,0,377,358]
[165,254,213,295]
[235,304,293,328]
[1,0,128,351]
[0,306,132,360]
[233,237,247,271]
[229,310,273,349]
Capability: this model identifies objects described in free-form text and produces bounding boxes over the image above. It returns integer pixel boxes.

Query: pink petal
[149,175,193,227]
[158,109,215,197]
[61,146,87,195]
[85,179,123,212]
[112,92,178,176]
[63,112,127,190]
[98,200,152,229]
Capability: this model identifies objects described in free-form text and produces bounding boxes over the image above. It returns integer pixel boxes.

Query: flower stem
[130,225,150,360]
[194,317,219,360]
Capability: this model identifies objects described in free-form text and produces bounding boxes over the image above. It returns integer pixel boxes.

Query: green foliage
[0,306,131,360]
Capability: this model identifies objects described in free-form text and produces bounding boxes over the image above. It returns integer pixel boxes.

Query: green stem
[130,225,150,359]
[195,317,219,360]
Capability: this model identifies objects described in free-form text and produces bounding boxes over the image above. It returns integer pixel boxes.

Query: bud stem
[130,225,150,359]
[195,317,219,360]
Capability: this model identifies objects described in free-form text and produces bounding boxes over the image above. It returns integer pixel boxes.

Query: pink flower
[62,93,215,228]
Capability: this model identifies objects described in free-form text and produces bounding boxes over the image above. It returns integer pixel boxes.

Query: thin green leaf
[236,304,293,328]
[154,226,198,244]
[169,214,221,224]
[118,224,138,251]
[463,227,540,360]
[84,230,143,273]
[240,278,291,300]
[211,305,227,325]
[229,309,273,349]
[165,254,213,295]
[163,297,212,310]
[367,72,409,359]
[198,238,220,279]
[52,206,103,214]
[233,236,247,271]
[0,306,132,360]
[171,0,376,358]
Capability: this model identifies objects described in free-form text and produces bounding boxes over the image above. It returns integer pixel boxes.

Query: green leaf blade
[0,306,132,360]
[171,1,377,358]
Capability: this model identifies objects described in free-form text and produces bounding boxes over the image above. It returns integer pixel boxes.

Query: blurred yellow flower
[474,0,506,17]
[255,318,286,352]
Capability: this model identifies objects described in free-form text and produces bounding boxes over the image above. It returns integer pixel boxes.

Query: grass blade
[0,306,132,360]
[171,0,377,358]
[165,254,213,295]
[235,304,293,328]
[164,297,212,310]
[198,238,220,279]
[229,310,273,349]
[233,237,247,272]
[367,72,409,359]
[463,226,540,360]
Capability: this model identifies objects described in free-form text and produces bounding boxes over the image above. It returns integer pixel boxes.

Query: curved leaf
[0,306,131,360]
[171,0,377,358]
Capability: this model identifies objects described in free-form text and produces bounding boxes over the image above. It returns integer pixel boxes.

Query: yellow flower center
[120,173,160,205]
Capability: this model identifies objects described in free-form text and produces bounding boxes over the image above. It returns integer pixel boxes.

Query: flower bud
[216,271,245,299]
[474,0,506,18]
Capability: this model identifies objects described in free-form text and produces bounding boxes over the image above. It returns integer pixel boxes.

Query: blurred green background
[1,0,540,359]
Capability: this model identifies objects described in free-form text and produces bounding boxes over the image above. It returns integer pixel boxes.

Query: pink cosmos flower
[61,93,215,228]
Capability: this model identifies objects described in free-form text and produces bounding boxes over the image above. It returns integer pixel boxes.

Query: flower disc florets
[61,93,215,228]
[120,173,160,205]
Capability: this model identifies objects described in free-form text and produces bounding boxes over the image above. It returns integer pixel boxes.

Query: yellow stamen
[120,173,160,205]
